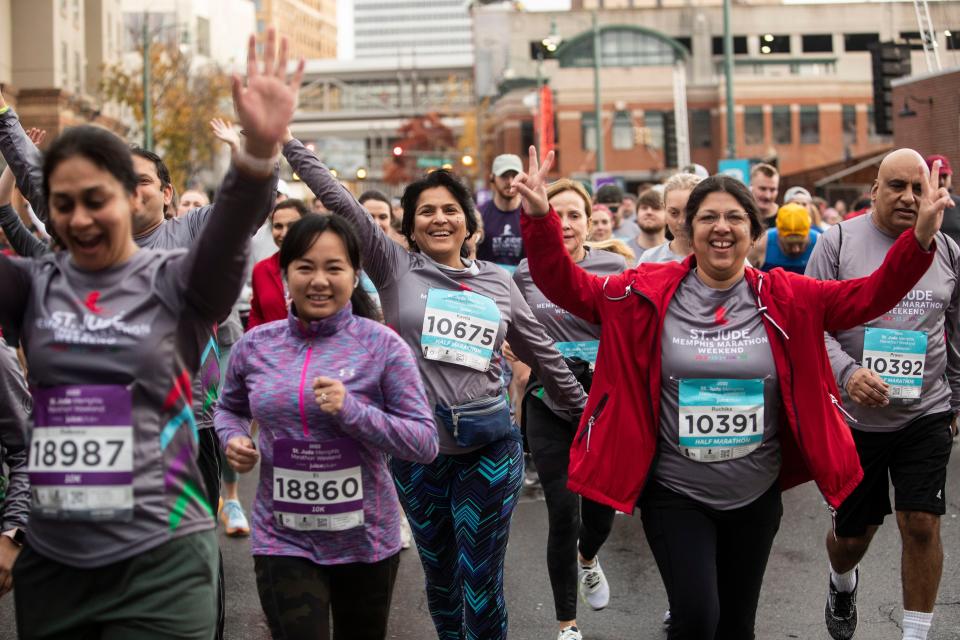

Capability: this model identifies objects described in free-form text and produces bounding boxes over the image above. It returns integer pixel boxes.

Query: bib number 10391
[678,378,765,463]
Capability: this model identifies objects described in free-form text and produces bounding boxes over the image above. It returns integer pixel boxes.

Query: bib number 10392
[862,328,926,400]
[678,378,765,463]
[29,385,134,521]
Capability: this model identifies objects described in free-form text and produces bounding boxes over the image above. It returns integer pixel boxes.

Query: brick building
[892,68,960,173]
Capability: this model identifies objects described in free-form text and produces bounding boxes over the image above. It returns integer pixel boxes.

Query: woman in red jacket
[514,147,948,639]
[248,198,311,329]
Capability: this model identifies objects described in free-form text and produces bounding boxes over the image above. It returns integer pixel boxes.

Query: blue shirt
[762,228,820,274]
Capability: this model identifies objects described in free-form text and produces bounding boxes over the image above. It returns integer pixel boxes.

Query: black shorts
[835,410,954,538]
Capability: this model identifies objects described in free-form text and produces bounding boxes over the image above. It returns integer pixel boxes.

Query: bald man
[806,149,958,640]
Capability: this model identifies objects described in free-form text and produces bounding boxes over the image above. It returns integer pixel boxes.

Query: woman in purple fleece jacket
[214,214,438,640]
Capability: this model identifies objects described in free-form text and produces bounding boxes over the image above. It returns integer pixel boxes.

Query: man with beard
[747,163,781,266]
[477,154,525,271]
[624,188,666,259]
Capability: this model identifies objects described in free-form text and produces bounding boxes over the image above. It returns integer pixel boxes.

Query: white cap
[491,154,523,176]
[784,186,812,204]
[683,163,709,179]
[276,179,291,197]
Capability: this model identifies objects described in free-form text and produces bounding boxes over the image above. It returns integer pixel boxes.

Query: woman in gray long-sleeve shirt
[0,31,301,639]
[284,136,586,639]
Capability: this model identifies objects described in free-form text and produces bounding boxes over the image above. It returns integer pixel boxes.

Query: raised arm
[504,278,587,417]
[0,91,46,221]
[515,146,606,324]
[0,167,47,257]
[281,136,406,288]
[326,334,438,463]
[0,343,30,535]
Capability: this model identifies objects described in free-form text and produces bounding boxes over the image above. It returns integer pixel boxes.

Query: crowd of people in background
[0,27,957,640]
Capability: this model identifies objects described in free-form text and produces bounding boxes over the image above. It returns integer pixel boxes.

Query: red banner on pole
[538,86,555,159]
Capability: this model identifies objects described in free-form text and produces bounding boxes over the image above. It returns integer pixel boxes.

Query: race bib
[678,378,764,463]
[555,340,599,371]
[29,385,134,521]
[862,328,927,400]
[272,438,364,532]
[421,289,501,372]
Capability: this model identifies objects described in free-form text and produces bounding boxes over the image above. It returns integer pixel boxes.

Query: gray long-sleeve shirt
[805,213,960,431]
[0,340,30,532]
[0,165,275,568]
[283,139,586,455]
[0,204,47,258]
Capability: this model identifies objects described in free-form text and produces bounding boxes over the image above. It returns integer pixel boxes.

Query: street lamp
[535,18,562,150]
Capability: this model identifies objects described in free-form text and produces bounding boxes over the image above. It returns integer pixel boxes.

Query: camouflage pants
[253,553,400,640]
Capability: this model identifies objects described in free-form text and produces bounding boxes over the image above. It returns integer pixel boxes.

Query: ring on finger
[320,392,328,403]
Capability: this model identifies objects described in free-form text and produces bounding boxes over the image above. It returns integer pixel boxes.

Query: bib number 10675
[423,316,495,347]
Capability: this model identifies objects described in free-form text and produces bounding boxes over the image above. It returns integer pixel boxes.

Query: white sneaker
[578,557,610,610]
[557,625,582,640]
[399,517,412,550]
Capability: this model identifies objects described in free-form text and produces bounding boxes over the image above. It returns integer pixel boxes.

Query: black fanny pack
[436,394,514,448]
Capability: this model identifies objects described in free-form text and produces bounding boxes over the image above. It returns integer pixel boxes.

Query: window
[61,43,69,86]
[844,33,880,52]
[712,36,748,55]
[74,51,82,93]
[802,34,833,53]
[842,105,857,145]
[744,106,764,145]
[948,30,960,50]
[800,105,820,144]
[581,112,597,152]
[772,106,792,144]
[612,111,634,150]
[197,17,211,57]
[560,28,677,67]
[690,109,712,149]
[759,34,790,55]
[644,111,665,151]
[675,37,692,55]
[899,31,926,51]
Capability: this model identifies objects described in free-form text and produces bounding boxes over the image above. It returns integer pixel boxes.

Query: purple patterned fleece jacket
[214,304,437,565]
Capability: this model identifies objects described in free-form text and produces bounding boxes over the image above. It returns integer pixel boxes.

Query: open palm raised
[232,28,305,159]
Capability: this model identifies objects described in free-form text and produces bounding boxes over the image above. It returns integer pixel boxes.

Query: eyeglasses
[692,211,751,227]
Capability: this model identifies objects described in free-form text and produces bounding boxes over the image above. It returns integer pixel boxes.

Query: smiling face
[549,189,590,258]
[365,199,392,235]
[691,191,753,285]
[131,155,172,234]
[872,150,927,236]
[271,207,303,249]
[589,208,613,241]
[412,186,469,263]
[48,156,139,271]
[286,230,356,321]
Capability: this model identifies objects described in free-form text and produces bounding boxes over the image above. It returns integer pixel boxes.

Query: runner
[0,31,298,637]
[0,336,29,599]
[637,172,702,265]
[761,203,821,274]
[805,149,959,640]
[747,163,780,267]
[515,145,947,640]
[588,204,614,241]
[513,178,624,640]
[624,188,666,260]
[282,137,586,639]
[249,199,312,329]
[215,213,437,640]
[477,153,525,271]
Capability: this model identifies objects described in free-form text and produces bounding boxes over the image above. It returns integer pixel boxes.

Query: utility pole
[722,0,735,159]
[142,11,153,151]
[592,12,604,172]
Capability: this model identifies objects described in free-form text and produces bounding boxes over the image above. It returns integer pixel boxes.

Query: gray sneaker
[824,568,858,640]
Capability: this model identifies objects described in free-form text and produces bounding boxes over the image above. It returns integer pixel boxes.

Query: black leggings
[197,427,226,640]
[640,480,783,640]
[525,394,616,622]
[254,553,400,640]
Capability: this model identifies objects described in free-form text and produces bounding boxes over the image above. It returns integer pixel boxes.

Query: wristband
[0,106,9,115]
[232,146,278,177]
[1,528,24,547]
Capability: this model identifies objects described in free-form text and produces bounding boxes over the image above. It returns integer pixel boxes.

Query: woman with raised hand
[215,214,437,640]
[513,178,625,640]
[514,146,950,639]
[282,135,586,639]
[0,30,300,639]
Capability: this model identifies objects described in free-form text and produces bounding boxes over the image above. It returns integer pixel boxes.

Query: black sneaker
[824,568,858,640]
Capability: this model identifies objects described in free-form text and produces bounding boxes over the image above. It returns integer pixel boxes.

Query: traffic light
[869,42,911,136]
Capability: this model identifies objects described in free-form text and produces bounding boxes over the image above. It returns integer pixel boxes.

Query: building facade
[475,1,958,187]
[255,0,336,60]
[353,0,472,60]
[892,68,960,173]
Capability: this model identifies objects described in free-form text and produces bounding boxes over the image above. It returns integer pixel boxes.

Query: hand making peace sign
[512,145,556,217]
[913,158,952,250]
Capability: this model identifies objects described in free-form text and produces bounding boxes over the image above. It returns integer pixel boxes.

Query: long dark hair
[400,170,478,253]
[684,175,764,241]
[279,214,379,321]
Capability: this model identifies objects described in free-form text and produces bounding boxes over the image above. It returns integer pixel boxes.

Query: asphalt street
[1,443,958,639]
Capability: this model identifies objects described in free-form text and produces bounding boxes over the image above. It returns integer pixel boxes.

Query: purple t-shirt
[477,200,525,268]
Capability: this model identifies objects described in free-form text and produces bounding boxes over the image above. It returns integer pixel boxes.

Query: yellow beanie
[776,203,811,237]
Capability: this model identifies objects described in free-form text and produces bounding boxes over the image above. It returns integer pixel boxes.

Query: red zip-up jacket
[521,209,936,513]
[248,252,287,330]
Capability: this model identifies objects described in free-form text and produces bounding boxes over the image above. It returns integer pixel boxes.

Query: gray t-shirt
[805,213,960,431]
[638,241,686,265]
[655,272,782,510]
[0,166,274,567]
[513,249,625,411]
[613,218,640,240]
[284,139,587,455]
